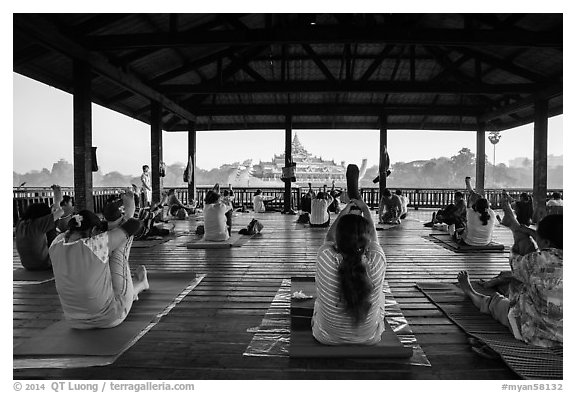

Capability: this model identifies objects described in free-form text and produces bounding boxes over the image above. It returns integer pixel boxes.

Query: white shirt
[546,199,563,207]
[463,207,496,246]
[399,195,409,215]
[253,195,270,213]
[310,197,333,225]
[203,202,231,241]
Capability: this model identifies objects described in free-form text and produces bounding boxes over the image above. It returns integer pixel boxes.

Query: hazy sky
[13,72,563,176]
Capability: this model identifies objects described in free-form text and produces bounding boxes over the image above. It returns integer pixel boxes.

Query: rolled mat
[289,278,413,358]
[346,164,360,200]
[429,234,506,253]
[416,282,562,380]
[13,272,204,367]
[13,268,54,284]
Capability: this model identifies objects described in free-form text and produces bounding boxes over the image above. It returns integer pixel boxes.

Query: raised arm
[51,184,63,210]
[354,198,378,242]
[465,177,482,207]
[122,189,136,219]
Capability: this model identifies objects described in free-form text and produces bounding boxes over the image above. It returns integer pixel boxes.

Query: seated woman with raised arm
[312,196,387,345]
[49,209,149,329]
[453,176,496,246]
[458,191,562,348]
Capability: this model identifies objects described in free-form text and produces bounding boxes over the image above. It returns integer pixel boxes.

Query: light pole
[488,131,501,187]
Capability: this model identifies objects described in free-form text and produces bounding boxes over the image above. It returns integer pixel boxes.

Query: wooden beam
[83,26,563,50]
[284,115,293,213]
[73,60,94,212]
[187,122,197,205]
[161,81,545,95]
[301,44,336,82]
[14,14,196,124]
[475,123,486,194]
[479,84,562,122]
[379,116,388,194]
[191,103,482,117]
[453,46,549,83]
[359,45,395,82]
[533,99,548,222]
[150,102,163,204]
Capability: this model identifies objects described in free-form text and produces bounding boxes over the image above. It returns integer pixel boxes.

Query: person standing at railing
[140,165,152,208]
[15,185,64,271]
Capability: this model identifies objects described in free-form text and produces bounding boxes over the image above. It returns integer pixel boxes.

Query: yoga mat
[429,234,506,253]
[13,273,205,369]
[13,268,54,284]
[244,278,430,366]
[290,320,413,358]
[416,282,562,380]
[185,233,256,249]
[376,223,400,231]
[131,237,171,248]
[289,278,412,358]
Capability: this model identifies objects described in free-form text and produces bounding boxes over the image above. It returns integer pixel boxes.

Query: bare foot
[457,271,473,295]
[135,265,150,291]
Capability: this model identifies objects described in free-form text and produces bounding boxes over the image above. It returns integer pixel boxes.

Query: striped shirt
[312,240,387,345]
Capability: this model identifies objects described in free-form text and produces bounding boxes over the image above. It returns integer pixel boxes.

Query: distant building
[252,133,367,187]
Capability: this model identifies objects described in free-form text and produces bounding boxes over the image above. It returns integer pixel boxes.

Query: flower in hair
[71,214,83,227]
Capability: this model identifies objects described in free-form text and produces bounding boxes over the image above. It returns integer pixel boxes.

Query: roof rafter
[84,26,562,50]
[14,14,196,123]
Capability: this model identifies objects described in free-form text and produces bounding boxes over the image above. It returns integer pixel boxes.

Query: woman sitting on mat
[310,191,334,228]
[453,177,496,246]
[458,191,562,348]
[49,210,149,329]
[15,185,64,271]
[252,189,277,213]
[312,197,387,345]
[203,184,233,241]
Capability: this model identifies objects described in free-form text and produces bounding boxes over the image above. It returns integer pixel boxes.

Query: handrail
[13,186,562,225]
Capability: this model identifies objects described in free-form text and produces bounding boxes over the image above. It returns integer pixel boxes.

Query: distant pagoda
[251,133,366,187]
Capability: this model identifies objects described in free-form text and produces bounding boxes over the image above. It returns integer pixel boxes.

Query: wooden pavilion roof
[13,13,562,132]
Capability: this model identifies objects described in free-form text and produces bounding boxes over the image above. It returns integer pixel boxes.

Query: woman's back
[49,232,122,328]
[203,202,230,241]
[312,241,386,344]
[464,207,496,246]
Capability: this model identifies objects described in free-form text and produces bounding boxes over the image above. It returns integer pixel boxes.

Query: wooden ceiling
[13,13,562,132]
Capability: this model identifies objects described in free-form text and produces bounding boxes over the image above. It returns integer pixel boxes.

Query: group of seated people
[15,174,562,352]
[16,188,150,329]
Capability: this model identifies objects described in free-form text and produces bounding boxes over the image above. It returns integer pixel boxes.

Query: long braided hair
[335,214,374,324]
[474,198,491,225]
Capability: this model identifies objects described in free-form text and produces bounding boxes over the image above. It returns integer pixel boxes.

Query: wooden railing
[13,186,562,225]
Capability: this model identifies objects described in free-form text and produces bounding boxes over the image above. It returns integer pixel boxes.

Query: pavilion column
[533,99,549,222]
[379,116,388,199]
[475,123,486,194]
[187,121,197,204]
[284,115,293,213]
[73,60,94,211]
[150,101,163,204]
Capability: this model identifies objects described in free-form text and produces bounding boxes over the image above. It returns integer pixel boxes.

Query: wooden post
[475,123,486,194]
[284,115,293,213]
[150,101,163,204]
[533,99,549,222]
[187,121,197,205]
[73,60,94,211]
[379,116,388,199]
